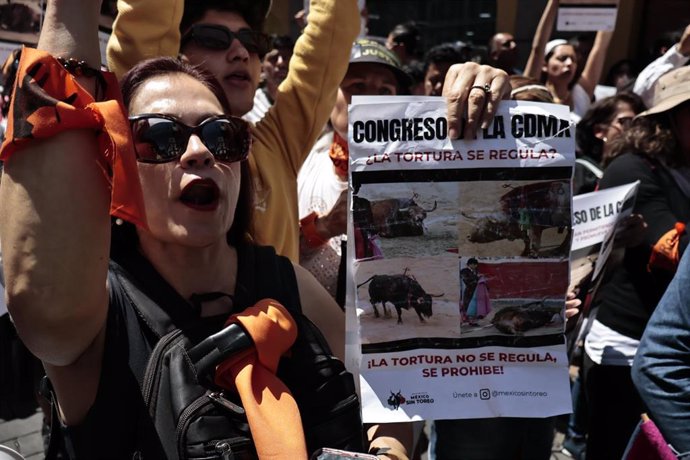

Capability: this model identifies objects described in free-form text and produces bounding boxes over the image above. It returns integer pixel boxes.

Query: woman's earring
[115,218,124,226]
[602,137,608,143]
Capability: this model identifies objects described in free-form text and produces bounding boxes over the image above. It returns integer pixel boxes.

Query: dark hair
[604,111,681,168]
[116,57,254,249]
[576,92,645,163]
[402,60,425,84]
[651,29,683,59]
[389,22,420,57]
[270,34,294,52]
[467,258,478,266]
[121,57,231,112]
[180,0,266,34]
[423,43,465,74]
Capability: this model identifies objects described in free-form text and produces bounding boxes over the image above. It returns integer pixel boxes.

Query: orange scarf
[214,299,307,460]
[329,131,349,179]
[0,47,146,229]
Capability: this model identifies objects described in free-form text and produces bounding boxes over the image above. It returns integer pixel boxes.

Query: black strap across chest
[109,243,302,340]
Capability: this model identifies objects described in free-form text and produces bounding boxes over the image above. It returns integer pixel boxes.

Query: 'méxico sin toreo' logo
[387,390,406,410]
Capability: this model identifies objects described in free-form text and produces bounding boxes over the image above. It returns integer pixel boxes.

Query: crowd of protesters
[0,0,689,459]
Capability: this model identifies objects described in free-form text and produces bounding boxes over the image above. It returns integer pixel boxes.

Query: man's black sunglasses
[129,114,251,164]
[181,24,271,58]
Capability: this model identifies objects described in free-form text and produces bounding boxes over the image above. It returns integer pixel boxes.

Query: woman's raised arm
[0,0,111,367]
[577,30,614,98]
[523,0,558,80]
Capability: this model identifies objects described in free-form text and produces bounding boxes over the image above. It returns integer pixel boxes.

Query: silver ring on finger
[470,84,491,95]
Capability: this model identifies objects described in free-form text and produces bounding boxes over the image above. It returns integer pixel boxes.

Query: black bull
[357,274,443,324]
[464,181,571,258]
[355,196,437,238]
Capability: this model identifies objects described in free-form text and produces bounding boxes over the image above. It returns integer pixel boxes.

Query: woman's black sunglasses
[181,24,272,58]
[129,114,251,164]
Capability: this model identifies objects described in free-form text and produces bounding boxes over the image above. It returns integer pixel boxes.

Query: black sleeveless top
[54,243,361,459]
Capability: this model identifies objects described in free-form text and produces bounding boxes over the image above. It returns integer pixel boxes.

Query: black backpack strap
[235,244,302,314]
[109,250,205,339]
[187,322,253,383]
[108,262,174,339]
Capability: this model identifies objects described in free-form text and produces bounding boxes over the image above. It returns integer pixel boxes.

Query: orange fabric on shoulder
[214,299,307,460]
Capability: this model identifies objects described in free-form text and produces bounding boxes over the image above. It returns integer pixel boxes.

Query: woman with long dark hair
[0,1,357,457]
[583,66,690,460]
[573,92,646,194]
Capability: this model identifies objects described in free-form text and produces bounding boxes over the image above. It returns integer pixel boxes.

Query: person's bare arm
[577,30,614,98]
[366,423,413,460]
[0,0,110,371]
[633,25,690,106]
[294,263,345,361]
[523,0,558,80]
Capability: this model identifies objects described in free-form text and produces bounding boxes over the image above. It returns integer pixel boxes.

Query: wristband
[0,47,146,229]
[300,211,328,248]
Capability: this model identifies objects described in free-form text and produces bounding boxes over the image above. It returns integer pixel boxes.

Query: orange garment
[214,299,307,460]
[0,47,146,229]
[328,131,349,178]
[648,222,686,273]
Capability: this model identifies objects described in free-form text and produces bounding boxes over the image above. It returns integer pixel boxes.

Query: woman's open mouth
[179,179,220,211]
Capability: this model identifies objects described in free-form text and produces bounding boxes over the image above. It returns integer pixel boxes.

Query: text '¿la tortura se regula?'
[351,114,571,144]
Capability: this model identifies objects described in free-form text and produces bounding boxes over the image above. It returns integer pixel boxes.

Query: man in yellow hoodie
[107,0,359,262]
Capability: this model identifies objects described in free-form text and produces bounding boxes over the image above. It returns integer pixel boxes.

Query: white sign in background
[557,6,618,32]
[571,181,639,252]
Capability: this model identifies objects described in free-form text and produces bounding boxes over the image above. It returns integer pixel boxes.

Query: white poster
[346,97,575,422]
[570,181,639,292]
[557,1,618,32]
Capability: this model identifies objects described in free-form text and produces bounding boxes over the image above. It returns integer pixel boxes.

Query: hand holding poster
[346,97,575,422]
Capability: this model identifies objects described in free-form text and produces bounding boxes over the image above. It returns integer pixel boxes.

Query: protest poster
[557,0,618,32]
[569,181,639,295]
[346,96,575,422]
